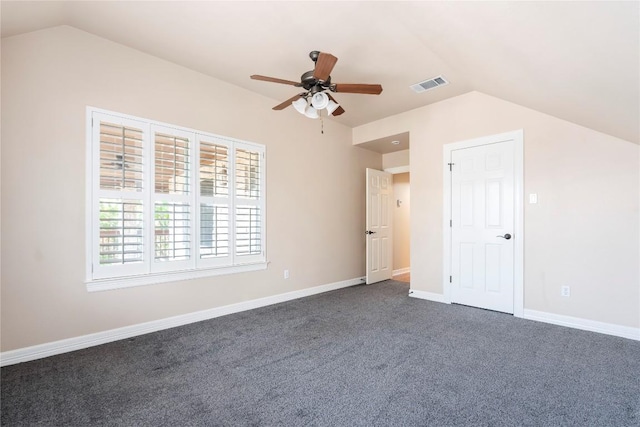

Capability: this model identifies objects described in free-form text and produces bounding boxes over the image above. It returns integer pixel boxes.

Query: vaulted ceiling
[2,1,638,143]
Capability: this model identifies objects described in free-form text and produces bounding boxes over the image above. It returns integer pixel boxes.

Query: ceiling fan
[250,51,383,119]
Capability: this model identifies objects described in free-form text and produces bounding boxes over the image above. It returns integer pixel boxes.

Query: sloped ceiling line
[2,1,638,143]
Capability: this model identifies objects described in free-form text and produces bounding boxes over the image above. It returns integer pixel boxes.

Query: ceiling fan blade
[251,75,300,86]
[313,52,338,81]
[327,94,345,116]
[272,93,305,110]
[333,83,383,95]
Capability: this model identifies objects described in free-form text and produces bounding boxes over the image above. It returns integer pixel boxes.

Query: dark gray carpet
[2,281,639,426]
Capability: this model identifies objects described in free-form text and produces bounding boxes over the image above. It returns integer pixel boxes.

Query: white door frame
[442,130,524,318]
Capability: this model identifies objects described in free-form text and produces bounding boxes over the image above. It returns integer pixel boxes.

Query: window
[87,108,266,290]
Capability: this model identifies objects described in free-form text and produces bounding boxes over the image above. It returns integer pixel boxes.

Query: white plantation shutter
[197,137,232,267]
[234,144,265,263]
[92,114,149,279]
[235,206,262,255]
[154,132,191,195]
[154,202,191,261]
[151,126,195,272]
[99,123,144,191]
[99,199,144,265]
[199,204,230,258]
[89,109,265,285]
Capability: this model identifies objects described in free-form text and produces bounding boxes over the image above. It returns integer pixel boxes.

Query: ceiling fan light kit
[250,50,383,120]
[292,96,321,118]
[311,92,330,110]
[325,99,340,115]
[292,97,307,114]
[304,105,319,119]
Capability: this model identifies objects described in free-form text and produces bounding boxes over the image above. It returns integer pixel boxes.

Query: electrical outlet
[561,285,570,297]
[284,269,289,279]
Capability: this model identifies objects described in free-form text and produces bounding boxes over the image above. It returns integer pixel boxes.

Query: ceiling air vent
[410,75,449,93]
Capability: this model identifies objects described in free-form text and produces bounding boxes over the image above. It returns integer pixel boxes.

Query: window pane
[200,141,229,197]
[235,206,261,255]
[99,122,144,191]
[99,198,144,265]
[155,132,190,195]
[154,202,191,262]
[235,149,260,199]
[200,204,229,258]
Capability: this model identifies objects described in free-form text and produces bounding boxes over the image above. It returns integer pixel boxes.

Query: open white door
[366,168,393,284]
[450,140,515,313]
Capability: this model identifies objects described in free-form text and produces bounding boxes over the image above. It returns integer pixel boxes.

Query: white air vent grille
[410,75,449,93]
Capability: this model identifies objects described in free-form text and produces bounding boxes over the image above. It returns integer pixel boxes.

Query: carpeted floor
[2,280,639,426]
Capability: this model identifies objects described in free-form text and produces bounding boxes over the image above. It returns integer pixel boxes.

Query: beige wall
[382,149,409,170]
[354,91,640,329]
[0,26,382,351]
[392,173,410,271]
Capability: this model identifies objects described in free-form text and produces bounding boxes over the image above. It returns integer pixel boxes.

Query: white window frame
[86,107,266,292]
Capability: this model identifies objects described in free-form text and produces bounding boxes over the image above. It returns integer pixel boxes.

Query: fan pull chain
[321,115,324,134]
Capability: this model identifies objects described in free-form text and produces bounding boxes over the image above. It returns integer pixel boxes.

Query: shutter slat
[236,148,260,199]
[235,205,261,255]
[98,198,144,266]
[154,132,191,195]
[200,204,230,258]
[154,202,191,262]
[200,140,229,197]
[99,121,145,192]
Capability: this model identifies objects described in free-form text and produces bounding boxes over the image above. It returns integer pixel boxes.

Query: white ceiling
[2,1,639,144]
[358,132,410,155]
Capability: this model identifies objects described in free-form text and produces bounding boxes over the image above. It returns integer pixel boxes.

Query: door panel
[451,141,515,313]
[366,168,393,284]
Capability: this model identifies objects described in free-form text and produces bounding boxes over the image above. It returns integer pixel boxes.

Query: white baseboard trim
[0,277,365,367]
[406,296,639,341]
[392,268,410,276]
[523,309,640,341]
[408,289,449,304]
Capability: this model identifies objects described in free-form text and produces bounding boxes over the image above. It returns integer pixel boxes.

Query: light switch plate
[529,193,538,204]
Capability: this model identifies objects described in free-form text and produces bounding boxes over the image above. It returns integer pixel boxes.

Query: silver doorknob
[496,233,512,240]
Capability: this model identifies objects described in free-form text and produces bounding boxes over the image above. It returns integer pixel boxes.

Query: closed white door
[366,168,393,284]
[451,141,515,313]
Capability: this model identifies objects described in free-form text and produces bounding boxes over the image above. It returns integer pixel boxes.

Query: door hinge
[448,162,454,171]
[449,275,452,283]
[450,219,452,227]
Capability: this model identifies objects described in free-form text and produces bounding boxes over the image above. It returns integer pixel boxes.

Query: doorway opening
[358,132,411,285]
[391,172,410,283]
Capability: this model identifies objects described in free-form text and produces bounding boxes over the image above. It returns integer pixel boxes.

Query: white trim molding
[408,292,639,341]
[442,129,524,317]
[408,289,449,304]
[384,165,410,174]
[523,309,640,341]
[86,262,268,292]
[1,277,365,367]
[392,267,411,276]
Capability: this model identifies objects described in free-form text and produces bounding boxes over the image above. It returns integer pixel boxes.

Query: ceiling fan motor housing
[301,70,332,93]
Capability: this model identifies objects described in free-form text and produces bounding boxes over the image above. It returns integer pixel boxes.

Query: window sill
[86,262,268,292]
